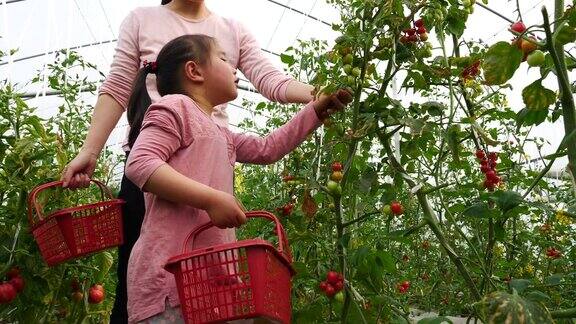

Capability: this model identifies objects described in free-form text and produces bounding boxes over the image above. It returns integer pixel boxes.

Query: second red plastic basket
[165,211,295,324]
[28,180,124,266]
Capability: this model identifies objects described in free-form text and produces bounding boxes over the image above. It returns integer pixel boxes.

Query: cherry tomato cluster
[70,280,105,304]
[382,201,404,216]
[476,149,500,191]
[282,174,302,186]
[0,267,24,304]
[400,18,428,43]
[319,270,344,298]
[509,21,542,64]
[513,36,539,61]
[397,280,411,294]
[279,174,298,216]
[546,247,562,259]
[461,60,481,80]
[327,162,343,197]
[330,161,343,182]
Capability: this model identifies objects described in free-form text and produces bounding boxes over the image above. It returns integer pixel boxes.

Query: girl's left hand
[313,89,353,120]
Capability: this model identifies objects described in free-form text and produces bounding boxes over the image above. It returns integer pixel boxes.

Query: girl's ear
[183,61,204,82]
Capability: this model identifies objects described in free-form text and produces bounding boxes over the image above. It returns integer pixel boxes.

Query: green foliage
[0,50,120,323]
[235,0,576,322]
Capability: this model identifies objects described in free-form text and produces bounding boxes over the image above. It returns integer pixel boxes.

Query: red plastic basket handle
[182,210,292,262]
[27,180,114,226]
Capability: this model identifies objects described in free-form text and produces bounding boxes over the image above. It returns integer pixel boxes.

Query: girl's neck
[166,1,210,21]
[189,92,215,117]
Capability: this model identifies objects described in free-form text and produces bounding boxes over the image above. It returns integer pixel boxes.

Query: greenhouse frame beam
[0,0,26,5]
[0,39,285,67]
[264,0,331,26]
[475,2,514,23]
[18,84,257,99]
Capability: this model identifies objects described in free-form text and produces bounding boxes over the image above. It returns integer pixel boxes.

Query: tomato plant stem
[342,211,380,228]
[550,307,576,319]
[379,134,482,300]
[542,5,576,196]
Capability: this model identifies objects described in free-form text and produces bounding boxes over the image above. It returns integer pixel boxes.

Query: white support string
[37,0,54,100]
[291,0,319,46]
[1,0,12,82]
[266,0,292,49]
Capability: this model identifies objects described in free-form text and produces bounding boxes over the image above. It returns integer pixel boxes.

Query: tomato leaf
[482,42,523,85]
[280,53,295,66]
[516,107,548,130]
[374,250,396,274]
[446,8,467,38]
[522,80,556,111]
[486,190,524,214]
[525,291,552,304]
[565,6,576,27]
[510,279,532,294]
[95,251,114,283]
[422,101,445,116]
[554,23,576,45]
[544,274,563,285]
[463,202,500,218]
[403,70,428,90]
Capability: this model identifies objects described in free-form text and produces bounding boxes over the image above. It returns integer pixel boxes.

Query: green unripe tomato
[381,204,392,215]
[343,64,352,75]
[334,291,344,303]
[527,50,545,67]
[343,53,353,64]
[327,180,342,196]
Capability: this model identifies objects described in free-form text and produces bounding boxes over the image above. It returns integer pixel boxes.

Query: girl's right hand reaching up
[313,89,354,120]
[205,190,247,229]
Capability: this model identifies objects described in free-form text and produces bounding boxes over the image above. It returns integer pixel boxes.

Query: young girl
[61,1,319,321]
[124,34,351,323]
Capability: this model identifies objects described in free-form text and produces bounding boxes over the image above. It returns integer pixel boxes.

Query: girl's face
[203,46,239,106]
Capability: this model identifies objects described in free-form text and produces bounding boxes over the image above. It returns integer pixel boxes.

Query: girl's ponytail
[127,64,153,148]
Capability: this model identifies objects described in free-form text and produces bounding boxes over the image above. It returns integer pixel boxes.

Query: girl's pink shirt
[98,6,294,142]
[124,94,322,323]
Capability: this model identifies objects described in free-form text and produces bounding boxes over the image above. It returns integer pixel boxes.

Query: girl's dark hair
[161,0,171,4]
[127,34,215,148]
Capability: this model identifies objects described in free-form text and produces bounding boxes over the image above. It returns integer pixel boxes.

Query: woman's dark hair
[161,0,171,4]
[127,34,215,148]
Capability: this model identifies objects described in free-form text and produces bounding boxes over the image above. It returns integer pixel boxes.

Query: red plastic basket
[165,211,295,324]
[28,180,124,267]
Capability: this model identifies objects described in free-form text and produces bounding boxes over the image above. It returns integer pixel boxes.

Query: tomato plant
[0,50,120,322]
[236,0,576,322]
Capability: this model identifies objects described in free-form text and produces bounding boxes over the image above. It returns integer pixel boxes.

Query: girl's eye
[221,58,227,62]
